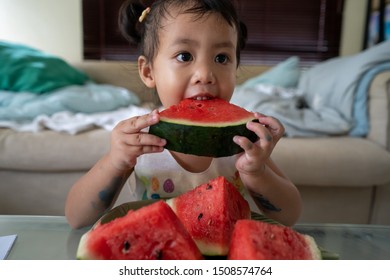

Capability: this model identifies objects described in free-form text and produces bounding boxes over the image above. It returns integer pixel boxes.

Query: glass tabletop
[0,215,88,260]
[294,224,390,260]
[1,215,389,260]
[293,223,390,260]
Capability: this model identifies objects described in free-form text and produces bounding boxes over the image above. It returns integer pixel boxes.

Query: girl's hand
[233,112,285,176]
[107,109,166,172]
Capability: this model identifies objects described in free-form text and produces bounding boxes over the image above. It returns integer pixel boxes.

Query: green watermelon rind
[149,120,258,157]
[77,232,95,260]
[190,239,227,257]
[302,235,322,260]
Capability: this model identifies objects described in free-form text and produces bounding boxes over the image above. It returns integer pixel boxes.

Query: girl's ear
[138,55,155,88]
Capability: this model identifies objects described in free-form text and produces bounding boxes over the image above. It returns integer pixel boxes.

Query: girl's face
[139,8,238,108]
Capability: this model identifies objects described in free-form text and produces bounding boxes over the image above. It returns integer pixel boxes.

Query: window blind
[82,0,344,66]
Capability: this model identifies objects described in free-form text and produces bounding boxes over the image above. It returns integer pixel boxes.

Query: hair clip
[139,7,151,23]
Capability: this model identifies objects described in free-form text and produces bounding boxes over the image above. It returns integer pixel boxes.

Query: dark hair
[119,0,247,65]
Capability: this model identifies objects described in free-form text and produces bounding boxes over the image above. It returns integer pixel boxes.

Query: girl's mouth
[192,94,214,101]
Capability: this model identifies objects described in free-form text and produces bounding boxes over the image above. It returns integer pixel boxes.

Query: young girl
[65,0,302,229]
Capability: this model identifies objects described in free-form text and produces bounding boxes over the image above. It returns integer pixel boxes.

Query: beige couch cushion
[74,61,155,102]
[273,137,390,187]
[0,128,109,171]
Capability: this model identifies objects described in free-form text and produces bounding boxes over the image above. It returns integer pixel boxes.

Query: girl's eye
[176,52,193,62]
[215,54,229,64]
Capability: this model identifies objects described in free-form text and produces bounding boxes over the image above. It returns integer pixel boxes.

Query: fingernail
[255,112,267,118]
[246,121,254,129]
[150,110,159,121]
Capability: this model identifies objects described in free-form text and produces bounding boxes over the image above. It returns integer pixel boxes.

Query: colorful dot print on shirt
[151,177,160,192]
[140,177,175,199]
[163,179,175,193]
[150,193,161,199]
[139,176,150,187]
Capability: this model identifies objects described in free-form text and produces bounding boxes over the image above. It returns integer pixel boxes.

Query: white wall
[0,0,368,63]
[0,0,82,62]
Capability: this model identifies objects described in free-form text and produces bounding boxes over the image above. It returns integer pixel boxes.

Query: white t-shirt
[126,149,245,200]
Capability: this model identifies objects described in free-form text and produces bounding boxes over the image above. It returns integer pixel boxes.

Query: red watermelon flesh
[166,176,251,256]
[77,200,203,260]
[159,98,255,126]
[228,220,321,260]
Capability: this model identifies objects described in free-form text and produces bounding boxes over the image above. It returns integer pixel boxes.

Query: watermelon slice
[76,200,203,260]
[149,98,258,157]
[228,219,322,260]
[166,176,251,256]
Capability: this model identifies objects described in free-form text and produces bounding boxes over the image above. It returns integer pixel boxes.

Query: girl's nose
[192,63,216,85]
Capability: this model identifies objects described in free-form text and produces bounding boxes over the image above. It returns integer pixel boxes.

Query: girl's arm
[65,110,165,229]
[234,113,302,226]
[65,155,132,229]
[242,158,302,226]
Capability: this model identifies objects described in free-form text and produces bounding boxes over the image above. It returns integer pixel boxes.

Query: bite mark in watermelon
[166,176,251,256]
[228,219,321,260]
[149,98,258,157]
[77,200,203,260]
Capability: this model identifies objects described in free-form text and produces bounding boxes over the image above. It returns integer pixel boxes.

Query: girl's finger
[254,113,285,139]
[233,135,262,161]
[233,135,255,151]
[246,121,274,144]
[126,144,165,157]
[123,132,166,147]
[118,110,160,134]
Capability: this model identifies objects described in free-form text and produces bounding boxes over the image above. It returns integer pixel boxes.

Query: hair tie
[139,7,151,23]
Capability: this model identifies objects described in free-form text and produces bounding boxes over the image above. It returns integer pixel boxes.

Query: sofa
[1,59,390,225]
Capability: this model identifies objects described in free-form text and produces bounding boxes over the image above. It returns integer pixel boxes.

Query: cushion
[273,137,390,187]
[0,41,90,94]
[350,62,390,136]
[240,56,301,88]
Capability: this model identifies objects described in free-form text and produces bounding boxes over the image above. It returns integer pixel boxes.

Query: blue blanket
[232,41,390,137]
[298,40,390,136]
[0,83,140,121]
[351,61,390,136]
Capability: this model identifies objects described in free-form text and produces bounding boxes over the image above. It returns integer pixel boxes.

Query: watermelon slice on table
[166,176,251,256]
[76,200,203,260]
[149,98,258,157]
[228,219,322,260]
